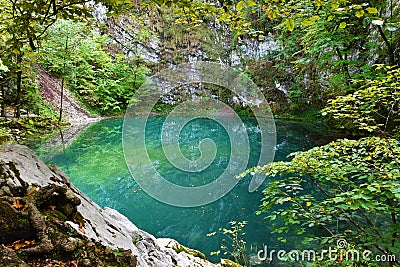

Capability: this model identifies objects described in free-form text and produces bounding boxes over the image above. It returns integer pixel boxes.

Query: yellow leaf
[309,15,320,21]
[286,18,295,32]
[339,22,347,29]
[27,186,37,195]
[301,19,313,26]
[332,3,339,10]
[7,240,35,250]
[207,232,217,236]
[236,1,244,11]
[366,7,378,14]
[306,201,312,207]
[247,0,256,7]
[355,10,364,18]
[327,15,334,21]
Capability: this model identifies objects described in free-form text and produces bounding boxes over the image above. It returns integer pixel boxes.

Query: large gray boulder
[0,144,219,267]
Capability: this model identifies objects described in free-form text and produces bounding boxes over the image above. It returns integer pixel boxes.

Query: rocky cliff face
[102,9,291,113]
[0,144,220,267]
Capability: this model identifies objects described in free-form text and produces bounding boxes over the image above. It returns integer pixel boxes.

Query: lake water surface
[33,117,333,263]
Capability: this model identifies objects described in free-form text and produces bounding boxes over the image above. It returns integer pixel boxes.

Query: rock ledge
[0,144,219,267]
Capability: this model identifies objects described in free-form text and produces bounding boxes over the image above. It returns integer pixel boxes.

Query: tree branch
[377,25,395,66]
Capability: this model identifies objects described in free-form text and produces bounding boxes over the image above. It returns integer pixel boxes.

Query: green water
[34,117,333,263]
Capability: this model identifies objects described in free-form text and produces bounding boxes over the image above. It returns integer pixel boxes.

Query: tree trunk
[377,25,395,66]
[59,76,64,123]
[59,36,68,123]
[15,64,22,118]
[335,48,352,86]
[1,83,5,117]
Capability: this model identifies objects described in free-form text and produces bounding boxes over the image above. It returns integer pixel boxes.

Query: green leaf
[286,18,295,32]
[365,7,378,14]
[300,19,313,26]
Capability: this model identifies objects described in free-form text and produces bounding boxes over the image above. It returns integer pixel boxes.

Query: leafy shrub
[323,65,400,136]
[208,221,249,266]
[240,137,400,265]
[39,20,149,115]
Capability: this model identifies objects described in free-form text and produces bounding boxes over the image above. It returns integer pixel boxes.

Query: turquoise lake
[33,117,333,263]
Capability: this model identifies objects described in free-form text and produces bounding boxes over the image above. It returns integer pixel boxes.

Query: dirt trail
[36,65,101,125]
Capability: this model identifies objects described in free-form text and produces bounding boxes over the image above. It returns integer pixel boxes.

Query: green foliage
[323,65,400,135]
[0,125,13,144]
[152,100,175,115]
[167,0,398,112]
[172,244,207,260]
[39,20,149,115]
[240,137,400,265]
[208,221,249,266]
[267,0,397,110]
[20,68,55,117]
[257,0,385,31]
[0,0,132,119]
[0,59,8,75]
[0,116,62,144]
[219,258,243,267]
[273,108,323,123]
[0,55,56,119]
[232,104,254,117]
[0,0,130,54]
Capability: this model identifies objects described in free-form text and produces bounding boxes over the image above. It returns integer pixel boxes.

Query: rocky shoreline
[0,144,228,266]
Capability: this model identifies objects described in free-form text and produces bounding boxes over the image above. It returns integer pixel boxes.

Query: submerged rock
[0,144,219,267]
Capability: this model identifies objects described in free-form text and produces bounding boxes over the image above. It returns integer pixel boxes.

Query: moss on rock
[0,184,137,266]
[173,244,207,260]
[219,258,243,267]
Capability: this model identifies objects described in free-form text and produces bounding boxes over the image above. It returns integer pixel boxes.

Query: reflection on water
[33,117,333,263]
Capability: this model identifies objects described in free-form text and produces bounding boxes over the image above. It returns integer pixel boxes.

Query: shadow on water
[28,122,94,161]
[31,117,336,265]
